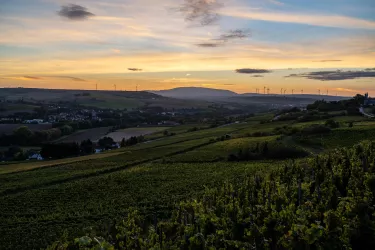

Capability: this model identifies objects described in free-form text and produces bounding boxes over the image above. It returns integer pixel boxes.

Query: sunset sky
[0,0,374,95]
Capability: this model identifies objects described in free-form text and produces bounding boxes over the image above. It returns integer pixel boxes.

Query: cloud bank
[285,70,375,81]
[128,68,143,71]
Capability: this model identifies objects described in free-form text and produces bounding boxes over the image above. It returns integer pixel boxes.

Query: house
[112,143,120,149]
[364,93,375,106]
[95,149,103,154]
[28,153,44,161]
[24,119,44,124]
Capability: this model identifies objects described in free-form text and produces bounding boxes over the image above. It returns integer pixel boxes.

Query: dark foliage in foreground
[48,141,375,249]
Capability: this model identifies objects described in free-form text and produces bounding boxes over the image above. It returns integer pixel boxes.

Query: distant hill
[240,93,349,102]
[150,87,238,99]
[0,88,209,110]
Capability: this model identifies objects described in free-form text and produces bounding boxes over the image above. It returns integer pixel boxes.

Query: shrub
[325,119,340,129]
[302,124,331,135]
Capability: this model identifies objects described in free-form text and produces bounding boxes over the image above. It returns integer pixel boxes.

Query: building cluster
[364,93,375,106]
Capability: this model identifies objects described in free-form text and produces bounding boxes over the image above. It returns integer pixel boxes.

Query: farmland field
[0,151,124,175]
[0,161,270,249]
[168,136,278,162]
[0,123,52,135]
[1,107,375,249]
[106,127,169,141]
[54,127,112,143]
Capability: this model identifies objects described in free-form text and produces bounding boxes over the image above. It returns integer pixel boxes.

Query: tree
[80,139,94,154]
[98,137,114,149]
[120,138,126,147]
[59,125,73,136]
[13,126,33,145]
[325,119,340,129]
[41,143,80,159]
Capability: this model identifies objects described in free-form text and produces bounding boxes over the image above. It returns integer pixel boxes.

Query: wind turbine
[318,89,321,95]
[264,86,266,95]
[284,89,287,95]
[267,88,270,95]
[114,84,117,91]
[292,89,294,95]
[301,89,303,95]
[281,88,283,95]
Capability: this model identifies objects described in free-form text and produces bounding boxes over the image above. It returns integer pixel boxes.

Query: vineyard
[1,111,375,249]
[48,141,375,249]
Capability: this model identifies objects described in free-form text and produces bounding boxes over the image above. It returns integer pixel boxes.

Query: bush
[228,141,309,161]
[302,124,331,135]
[41,143,80,159]
[325,119,340,129]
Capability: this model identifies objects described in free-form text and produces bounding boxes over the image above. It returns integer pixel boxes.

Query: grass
[0,152,124,175]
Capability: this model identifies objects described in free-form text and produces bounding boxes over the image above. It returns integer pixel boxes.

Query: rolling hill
[150,87,238,99]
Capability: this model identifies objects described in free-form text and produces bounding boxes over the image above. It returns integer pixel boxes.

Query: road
[359,107,375,118]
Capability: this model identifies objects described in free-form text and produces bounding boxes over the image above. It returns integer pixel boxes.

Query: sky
[0,0,374,96]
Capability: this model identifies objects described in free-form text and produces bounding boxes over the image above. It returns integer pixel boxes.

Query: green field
[2,109,375,249]
[168,136,278,162]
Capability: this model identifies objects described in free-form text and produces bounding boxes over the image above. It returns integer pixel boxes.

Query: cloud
[218,29,251,41]
[236,69,272,74]
[223,8,375,30]
[54,76,86,81]
[252,75,264,77]
[175,0,222,26]
[3,76,42,81]
[366,68,375,71]
[197,29,250,48]
[285,70,375,81]
[57,4,95,21]
[128,68,143,71]
[312,60,343,62]
[223,83,234,85]
[196,42,223,47]
[333,87,359,93]
[186,73,191,76]
[23,76,42,80]
[268,0,284,6]
[111,49,121,54]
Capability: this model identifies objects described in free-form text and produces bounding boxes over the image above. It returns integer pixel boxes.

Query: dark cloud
[223,83,234,86]
[23,76,42,80]
[55,76,86,81]
[218,29,251,41]
[196,42,223,47]
[128,68,143,71]
[57,4,95,21]
[252,75,264,78]
[285,70,375,81]
[365,68,375,71]
[198,29,250,48]
[236,69,272,74]
[312,60,342,62]
[175,0,222,26]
